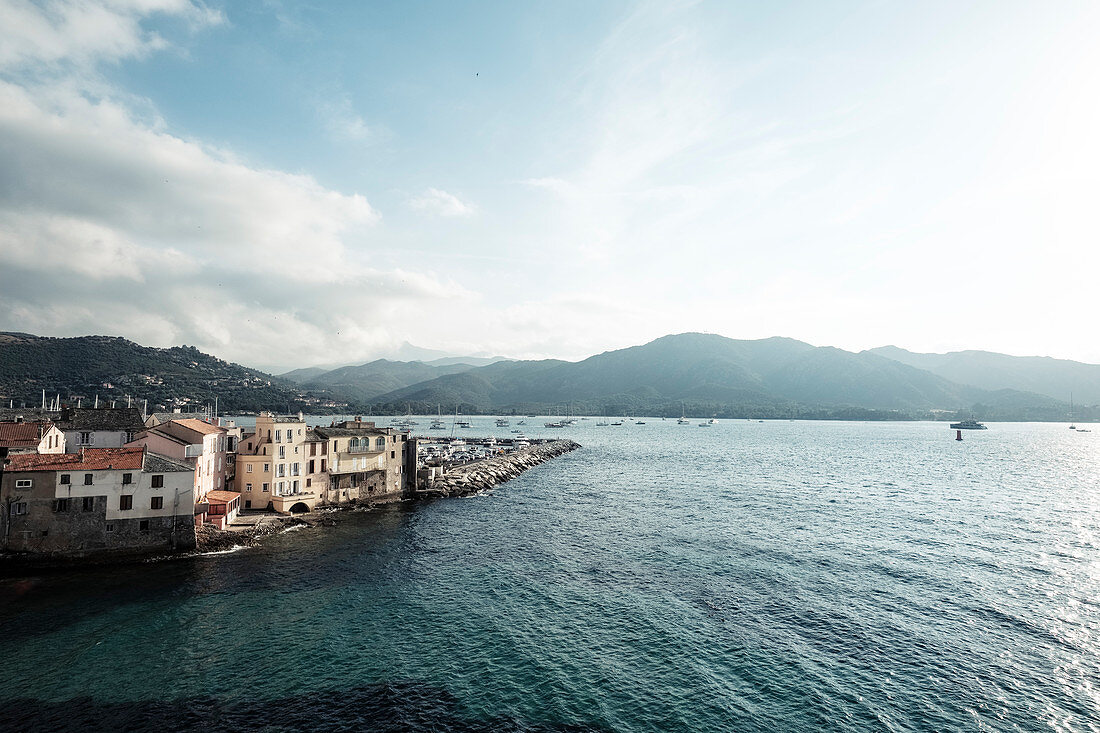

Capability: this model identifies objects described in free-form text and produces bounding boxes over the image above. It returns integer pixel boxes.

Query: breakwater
[417,439,581,498]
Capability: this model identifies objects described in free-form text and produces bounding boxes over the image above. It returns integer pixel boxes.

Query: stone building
[234,414,415,514]
[314,418,416,504]
[0,420,66,455]
[0,446,196,557]
[235,412,316,513]
[55,407,147,452]
[127,417,241,526]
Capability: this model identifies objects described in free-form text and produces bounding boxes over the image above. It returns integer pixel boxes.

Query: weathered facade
[235,413,317,513]
[0,420,66,455]
[0,446,196,557]
[234,414,415,514]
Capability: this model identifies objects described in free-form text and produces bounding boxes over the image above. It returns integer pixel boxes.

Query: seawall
[417,439,581,498]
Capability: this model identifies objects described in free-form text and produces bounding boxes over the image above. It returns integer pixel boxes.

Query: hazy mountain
[867,346,1100,405]
[297,359,476,402]
[278,366,330,383]
[368,333,1068,418]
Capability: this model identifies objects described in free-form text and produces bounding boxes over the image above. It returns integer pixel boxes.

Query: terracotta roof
[206,490,241,503]
[171,418,225,436]
[6,447,145,472]
[0,422,50,448]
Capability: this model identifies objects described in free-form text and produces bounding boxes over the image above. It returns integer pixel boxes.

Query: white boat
[495,418,509,427]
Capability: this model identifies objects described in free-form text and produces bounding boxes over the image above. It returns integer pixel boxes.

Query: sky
[1,0,1098,373]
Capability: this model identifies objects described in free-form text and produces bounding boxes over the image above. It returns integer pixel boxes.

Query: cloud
[0,0,223,71]
[409,188,475,218]
[0,0,477,372]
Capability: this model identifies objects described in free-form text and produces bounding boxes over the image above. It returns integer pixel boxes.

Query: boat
[495,418,510,427]
[678,402,689,424]
[517,420,527,426]
[635,420,645,425]
[708,418,718,425]
[1069,393,1076,430]
[544,421,565,428]
[610,420,623,426]
[698,421,710,427]
[1076,428,1092,433]
[949,420,987,430]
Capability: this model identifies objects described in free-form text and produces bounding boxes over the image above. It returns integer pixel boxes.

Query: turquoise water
[2,420,1099,731]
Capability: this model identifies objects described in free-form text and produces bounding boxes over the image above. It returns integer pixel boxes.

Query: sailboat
[430,404,445,430]
[1069,393,1076,430]
[678,402,689,425]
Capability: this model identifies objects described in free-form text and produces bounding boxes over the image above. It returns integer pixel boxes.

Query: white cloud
[0,0,479,372]
[409,188,475,218]
[0,0,223,71]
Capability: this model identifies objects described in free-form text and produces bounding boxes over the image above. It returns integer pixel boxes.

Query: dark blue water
[2,420,1099,732]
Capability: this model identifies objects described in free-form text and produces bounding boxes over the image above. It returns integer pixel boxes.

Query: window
[246,482,253,492]
[306,478,312,487]
[139,520,149,532]
[294,446,299,454]
[79,431,93,445]
[262,482,269,493]
[297,428,302,436]
[122,472,133,485]
[391,451,396,459]
[15,479,31,489]
[150,496,163,510]
[320,459,326,472]
[263,463,269,473]
[60,474,70,485]
[106,523,114,532]
[310,443,316,456]
[376,437,386,448]
[276,464,286,478]
[54,498,70,512]
[246,464,253,473]
[10,502,26,516]
[278,446,285,459]
[292,463,300,476]
[84,473,93,485]
[151,475,163,488]
[82,497,94,512]
[275,429,281,442]
[308,460,315,473]
[120,495,133,510]
[40,529,49,537]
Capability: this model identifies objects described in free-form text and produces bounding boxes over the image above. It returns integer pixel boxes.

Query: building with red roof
[1,446,196,557]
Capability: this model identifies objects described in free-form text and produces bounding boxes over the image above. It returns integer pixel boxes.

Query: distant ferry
[950,420,987,430]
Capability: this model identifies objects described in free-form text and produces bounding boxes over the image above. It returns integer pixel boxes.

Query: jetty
[416,438,581,498]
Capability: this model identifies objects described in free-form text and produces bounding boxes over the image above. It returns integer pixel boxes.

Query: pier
[416,438,581,498]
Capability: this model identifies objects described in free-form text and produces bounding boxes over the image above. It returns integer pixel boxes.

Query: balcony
[346,445,382,454]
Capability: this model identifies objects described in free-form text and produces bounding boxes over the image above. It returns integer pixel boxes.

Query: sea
[1,418,1098,732]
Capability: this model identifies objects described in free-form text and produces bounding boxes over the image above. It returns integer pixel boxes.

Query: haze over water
[2,419,1099,732]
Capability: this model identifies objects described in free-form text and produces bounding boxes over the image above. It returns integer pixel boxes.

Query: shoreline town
[0,406,579,566]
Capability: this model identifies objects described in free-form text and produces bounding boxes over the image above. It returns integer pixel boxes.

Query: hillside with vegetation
[0,333,340,414]
[368,333,1079,421]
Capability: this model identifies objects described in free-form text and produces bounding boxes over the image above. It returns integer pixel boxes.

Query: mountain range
[0,332,1095,420]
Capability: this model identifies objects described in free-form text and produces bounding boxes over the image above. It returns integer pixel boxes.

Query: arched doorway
[289,502,311,514]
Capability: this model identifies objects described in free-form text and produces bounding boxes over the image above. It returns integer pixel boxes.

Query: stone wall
[417,440,581,498]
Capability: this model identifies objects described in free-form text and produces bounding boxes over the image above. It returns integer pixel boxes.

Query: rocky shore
[416,439,581,498]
